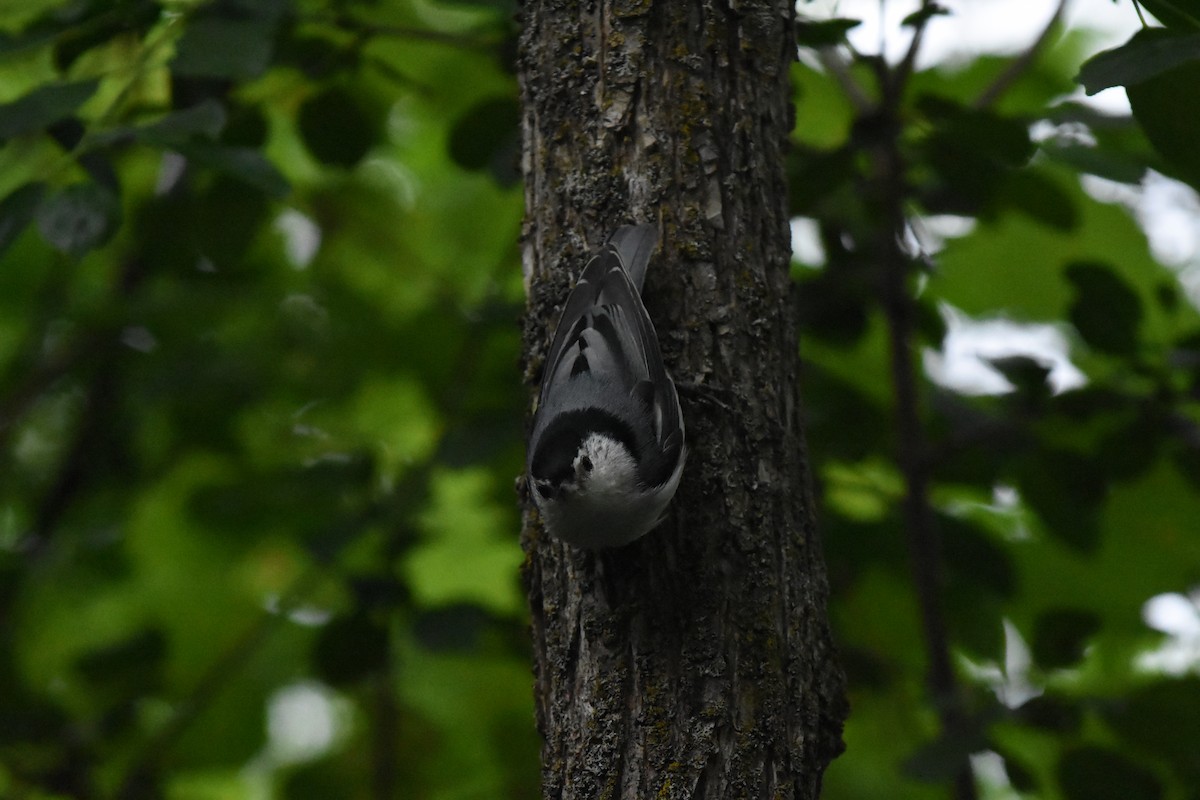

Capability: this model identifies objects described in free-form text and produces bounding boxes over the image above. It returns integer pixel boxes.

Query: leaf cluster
[792,3,1200,798]
[0,0,533,797]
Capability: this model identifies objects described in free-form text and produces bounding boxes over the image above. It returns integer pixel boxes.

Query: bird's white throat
[577,433,640,495]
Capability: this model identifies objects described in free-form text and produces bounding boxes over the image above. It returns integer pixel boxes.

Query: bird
[527,224,686,548]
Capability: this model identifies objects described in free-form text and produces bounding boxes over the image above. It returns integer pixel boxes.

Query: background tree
[2,1,1200,799]
[517,0,846,797]
[796,2,1200,798]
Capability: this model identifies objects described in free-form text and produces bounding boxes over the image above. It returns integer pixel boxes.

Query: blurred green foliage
[0,0,531,797]
[2,0,1200,799]
[794,2,1200,799]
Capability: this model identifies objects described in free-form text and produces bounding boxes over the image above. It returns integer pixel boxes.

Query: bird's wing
[536,227,683,487]
[605,224,657,291]
[540,248,643,400]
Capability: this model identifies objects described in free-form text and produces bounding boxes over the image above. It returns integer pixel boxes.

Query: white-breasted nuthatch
[527,224,686,548]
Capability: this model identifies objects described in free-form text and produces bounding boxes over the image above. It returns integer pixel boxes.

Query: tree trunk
[518,0,848,798]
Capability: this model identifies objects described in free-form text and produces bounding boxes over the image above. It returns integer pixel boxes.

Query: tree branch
[879,208,978,800]
[13,256,148,555]
[870,6,977,795]
[116,567,324,796]
[370,673,400,800]
[889,1,938,105]
[27,354,118,554]
[817,48,875,113]
[973,0,1069,109]
[0,337,93,455]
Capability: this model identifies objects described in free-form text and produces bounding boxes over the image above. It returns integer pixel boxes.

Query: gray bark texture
[517,0,848,798]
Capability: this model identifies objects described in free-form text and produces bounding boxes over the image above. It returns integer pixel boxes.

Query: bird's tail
[606,224,659,292]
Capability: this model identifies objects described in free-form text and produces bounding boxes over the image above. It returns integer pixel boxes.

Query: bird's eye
[579,456,593,473]
[535,480,555,499]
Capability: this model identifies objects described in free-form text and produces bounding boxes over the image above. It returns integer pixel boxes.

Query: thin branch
[370,673,400,800]
[115,562,329,796]
[879,227,978,800]
[12,256,147,554]
[974,0,1069,109]
[0,254,93,453]
[889,1,937,105]
[817,48,875,113]
[27,353,118,554]
[1132,0,1149,27]
[870,7,978,794]
[115,460,398,794]
[0,337,93,452]
[1144,0,1200,28]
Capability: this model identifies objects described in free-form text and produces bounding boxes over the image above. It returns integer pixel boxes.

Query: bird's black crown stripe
[530,408,639,483]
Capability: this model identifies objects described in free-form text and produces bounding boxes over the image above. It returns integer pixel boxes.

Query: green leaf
[1040,141,1148,184]
[788,147,857,216]
[1077,28,1200,94]
[75,628,167,705]
[916,97,1035,215]
[1095,407,1162,481]
[1066,261,1143,356]
[34,181,121,256]
[52,0,160,71]
[0,80,98,140]
[941,514,1016,598]
[1013,693,1083,734]
[919,97,1035,166]
[790,60,858,150]
[404,468,524,616]
[940,514,1012,658]
[413,603,501,653]
[1057,746,1163,800]
[998,169,1079,231]
[0,26,57,58]
[903,725,987,781]
[176,142,290,197]
[448,96,519,186]
[282,751,377,799]
[800,364,890,463]
[1103,678,1200,780]
[1000,751,1039,793]
[222,0,289,19]
[92,100,229,150]
[172,17,276,80]
[1016,449,1106,553]
[1041,102,1159,184]
[190,455,375,546]
[1134,0,1200,30]
[313,612,390,686]
[0,181,45,257]
[902,3,950,28]
[136,99,228,146]
[795,17,862,47]
[988,355,1053,400]
[1127,44,1200,190]
[933,169,1175,348]
[275,33,360,80]
[796,278,873,345]
[298,87,376,168]
[434,0,516,13]
[1031,608,1102,669]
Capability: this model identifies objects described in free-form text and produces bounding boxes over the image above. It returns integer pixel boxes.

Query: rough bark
[517,0,848,798]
